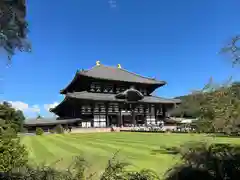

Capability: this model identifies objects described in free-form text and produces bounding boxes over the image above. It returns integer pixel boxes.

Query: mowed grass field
[21,132,240,176]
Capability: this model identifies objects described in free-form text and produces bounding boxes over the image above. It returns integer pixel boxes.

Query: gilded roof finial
[96,60,100,66]
[117,64,121,69]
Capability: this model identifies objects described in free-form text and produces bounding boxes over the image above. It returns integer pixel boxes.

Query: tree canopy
[0,0,30,60]
[0,101,25,132]
[170,81,240,134]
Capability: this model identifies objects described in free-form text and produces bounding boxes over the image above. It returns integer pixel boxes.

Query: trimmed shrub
[49,129,55,134]
[55,124,64,134]
[36,127,44,135]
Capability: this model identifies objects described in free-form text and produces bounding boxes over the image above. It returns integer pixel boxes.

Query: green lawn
[21,132,240,177]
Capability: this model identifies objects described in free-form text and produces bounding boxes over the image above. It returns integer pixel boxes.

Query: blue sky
[1,0,240,118]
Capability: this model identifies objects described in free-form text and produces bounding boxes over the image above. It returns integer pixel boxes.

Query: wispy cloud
[43,102,59,111]
[108,0,117,8]
[7,101,40,117]
[2,100,60,118]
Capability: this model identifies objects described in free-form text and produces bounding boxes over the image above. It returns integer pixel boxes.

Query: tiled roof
[78,64,166,85]
[24,118,82,126]
[66,91,181,104]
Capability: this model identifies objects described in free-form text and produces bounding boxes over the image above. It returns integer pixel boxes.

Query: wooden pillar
[132,104,136,126]
[162,104,166,120]
[91,103,94,127]
[105,102,109,127]
[144,104,147,126]
[154,104,157,125]
[118,103,122,127]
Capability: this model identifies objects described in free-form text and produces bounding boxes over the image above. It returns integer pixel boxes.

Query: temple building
[50,61,181,128]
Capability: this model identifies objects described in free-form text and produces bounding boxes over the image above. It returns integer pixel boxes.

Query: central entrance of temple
[135,115,145,125]
[108,115,118,126]
[122,115,132,126]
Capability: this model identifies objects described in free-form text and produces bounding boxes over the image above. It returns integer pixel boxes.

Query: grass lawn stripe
[68,133,204,147]
[44,135,124,171]
[53,134,175,167]
[66,135,160,159]
[46,134,112,156]
[49,135,163,171]
[27,136,58,164]
[21,136,36,160]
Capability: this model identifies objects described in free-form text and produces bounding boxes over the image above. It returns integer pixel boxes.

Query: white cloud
[1,100,59,118]
[8,101,40,113]
[44,102,59,111]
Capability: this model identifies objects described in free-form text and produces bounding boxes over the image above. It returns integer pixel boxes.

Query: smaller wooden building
[24,118,82,133]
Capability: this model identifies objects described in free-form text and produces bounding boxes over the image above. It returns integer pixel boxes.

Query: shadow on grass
[151,146,180,155]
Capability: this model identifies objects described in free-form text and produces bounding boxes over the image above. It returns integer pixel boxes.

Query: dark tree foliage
[0,0,31,60]
[222,35,240,65]
[165,142,240,180]
[1,154,160,180]
[170,81,240,134]
[0,101,25,132]
[170,91,206,118]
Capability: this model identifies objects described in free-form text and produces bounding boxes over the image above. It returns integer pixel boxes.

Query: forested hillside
[170,81,240,119]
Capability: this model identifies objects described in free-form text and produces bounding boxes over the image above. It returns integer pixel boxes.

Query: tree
[195,81,240,134]
[0,0,31,61]
[165,142,240,180]
[0,101,25,132]
[0,126,28,172]
[222,36,240,65]
[36,127,44,135]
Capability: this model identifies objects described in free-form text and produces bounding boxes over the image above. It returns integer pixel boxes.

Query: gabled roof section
[79,64,166,85]
[24,118,82,126]
[60,63,167,94]
[65,91,181,104]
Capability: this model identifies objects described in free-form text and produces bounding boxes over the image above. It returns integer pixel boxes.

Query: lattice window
[103,87,108,93]
[86,105,91,112]
[81,106,86,112]
[146,115,156,125]
[90,82,102,92]
[90,84,95,92]
[98,103,105,112]
[96,84,101,92]
[112,103,119,112]
[94,115,106,127]
[82,122,91,128]
[139,105,144,113]
[102,84,114,93]
[108,86,113,93]
[145,105,149,113]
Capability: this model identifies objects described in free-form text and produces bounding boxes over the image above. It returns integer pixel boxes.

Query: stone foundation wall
[71,127,111,133]
[70,127,134,133]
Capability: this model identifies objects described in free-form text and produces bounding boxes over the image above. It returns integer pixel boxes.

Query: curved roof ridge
[90,64,161,81]
[117,66,158,81]
[78,63,166,84]
[78,64,100,74]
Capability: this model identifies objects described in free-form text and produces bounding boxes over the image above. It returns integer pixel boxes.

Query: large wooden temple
[50,61,181,128]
